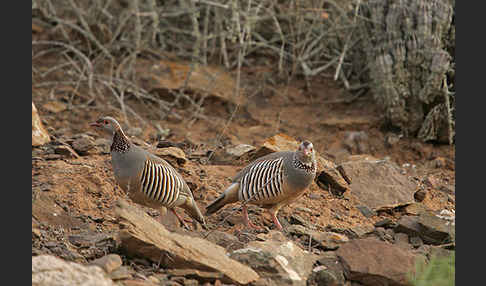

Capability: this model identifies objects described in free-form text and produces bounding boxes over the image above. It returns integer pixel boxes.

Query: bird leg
[171,209,191,230]
[242,205,262,229]
[268,209,283,230]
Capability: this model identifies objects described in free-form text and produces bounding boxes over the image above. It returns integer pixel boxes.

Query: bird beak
[90,122,100,127]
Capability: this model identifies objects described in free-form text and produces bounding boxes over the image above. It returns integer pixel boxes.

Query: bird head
[90,116,121,135]
[297,140,315,162]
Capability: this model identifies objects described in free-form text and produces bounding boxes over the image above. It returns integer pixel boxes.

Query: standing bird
[90,116,206,230]
[206,141,317,230]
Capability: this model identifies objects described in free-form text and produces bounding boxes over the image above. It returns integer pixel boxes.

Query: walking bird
[206,141,317,230]
[91,116,206,229]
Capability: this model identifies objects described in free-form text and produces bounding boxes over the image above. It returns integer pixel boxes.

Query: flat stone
[417,211,455,245]
[394,215,421,238]
[42,101,67,113]
[231,231,318,286]
[115,199,259,285]
[109,266,133,280]
[32,102,51,146]
[356,205,376,218]
[393,232,411,249]
[71,136,95,155]
[154,147,187,165]
[339,155,418,210]
[89,254,123,274]
[54,145,80,158]
[336,237,424,286]
[414,189,427,202]
[32,255,116,286]
[374,218,394,228]
[226,144,256,158]
[404,203,427,216]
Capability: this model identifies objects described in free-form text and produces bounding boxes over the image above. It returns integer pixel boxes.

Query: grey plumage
[206,141,317,230]
[91,116,206,229]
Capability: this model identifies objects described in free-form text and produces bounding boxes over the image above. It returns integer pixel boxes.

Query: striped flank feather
[140,159,183,207]
[239,157,284,202]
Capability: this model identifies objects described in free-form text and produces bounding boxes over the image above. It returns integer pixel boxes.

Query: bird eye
[104,120,108,124]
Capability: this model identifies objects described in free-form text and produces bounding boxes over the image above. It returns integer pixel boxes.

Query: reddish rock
[32,102,50,146]
[339,155,417,210]
[336,237,424,286]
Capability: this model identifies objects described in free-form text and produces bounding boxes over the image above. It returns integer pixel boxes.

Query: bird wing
[237,156,288,204]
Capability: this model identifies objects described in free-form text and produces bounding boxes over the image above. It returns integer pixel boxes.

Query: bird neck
[111,128,131,153]
[293,153,316,173]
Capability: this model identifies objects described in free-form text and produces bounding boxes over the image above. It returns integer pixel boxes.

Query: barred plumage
[206,140,317,230]
[91,116,206,230]
[140,160,183,207]
[239,157,284,202]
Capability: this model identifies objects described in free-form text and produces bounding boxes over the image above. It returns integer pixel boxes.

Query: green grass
[409,252,455,286]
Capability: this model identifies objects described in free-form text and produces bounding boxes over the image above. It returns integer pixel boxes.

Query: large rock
[339,155,417,210]
[32,255,116,286]
[394,211,455,245]
[417,210,455,245]
[32,102,50,146]
[336,237,424,286]
[308,252,346,286]
[114,199,259,285]
[252,134,350,196]
[230,231,318,286]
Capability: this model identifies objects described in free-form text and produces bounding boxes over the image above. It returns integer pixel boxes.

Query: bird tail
[206,182,239,215]
[205,194,227,215]
[185,200,207,229]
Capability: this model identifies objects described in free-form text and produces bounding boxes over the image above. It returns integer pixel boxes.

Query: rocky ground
[32,58,455,286]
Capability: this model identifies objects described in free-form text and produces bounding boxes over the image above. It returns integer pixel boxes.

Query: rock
[403,203,427,216]
[153,147,187,166]
[230,231,318,285]
[289,214,311,228]
[209,144,257,165]
[32,102,51,146]
[393,232,410,248]
[114,199,259,285]
[394,215,421,238]
[226,144,256,158]
[339,155,418,210]
[348,224,374,239]
[374,218,394,228]
[54,145,80,159]
[414,189,427,202]
[356,205,376,218]
[32,255,116,286]
[336,237,424,286]
[68,232,117,249]
[94,138,111,154]
[395,211,455,246]
[417,211,455,245]
[109,266,133,280]
[42,101,67,113]
[89,254,123,274]
[71,135,95,155]
[308,252,346,286]
[203,230,245,252]
[287,225,349,250]
[373,227,393,243]
[166,269,224,283]
[121,280,159,286]
[409,236,423,248]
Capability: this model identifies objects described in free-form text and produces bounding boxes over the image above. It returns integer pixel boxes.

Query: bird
[90,116,206,230]
[206,140,317,230]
